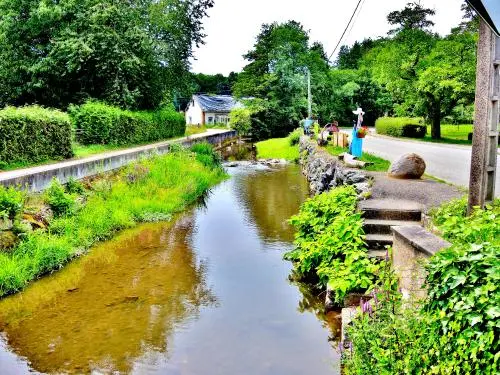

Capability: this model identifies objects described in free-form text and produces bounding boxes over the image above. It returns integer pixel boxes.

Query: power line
[328,0,365,62]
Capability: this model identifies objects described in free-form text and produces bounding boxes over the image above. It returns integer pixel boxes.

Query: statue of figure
[350,107,364,158]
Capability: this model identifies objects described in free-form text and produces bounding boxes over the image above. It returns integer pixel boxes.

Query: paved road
[359,134,500,197]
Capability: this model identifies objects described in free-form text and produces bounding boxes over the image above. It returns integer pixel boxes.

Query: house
[185,94,242,126]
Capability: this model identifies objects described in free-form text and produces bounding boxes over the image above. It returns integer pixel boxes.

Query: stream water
[0,163,341,374]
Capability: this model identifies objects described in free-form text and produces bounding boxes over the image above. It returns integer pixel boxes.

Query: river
[0,163,340,374]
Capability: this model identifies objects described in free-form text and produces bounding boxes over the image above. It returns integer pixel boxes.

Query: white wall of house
[185,98,204,125]
[205,113,230,125]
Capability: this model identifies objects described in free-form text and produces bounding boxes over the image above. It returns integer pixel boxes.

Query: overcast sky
[191,0,465,75]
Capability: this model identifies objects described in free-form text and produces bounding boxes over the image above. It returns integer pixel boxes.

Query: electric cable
[328,0,365,62]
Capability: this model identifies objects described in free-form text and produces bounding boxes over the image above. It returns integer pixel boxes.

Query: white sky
[191,0,465,75]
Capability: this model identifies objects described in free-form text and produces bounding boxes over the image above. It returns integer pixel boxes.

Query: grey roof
[195,95,242,112]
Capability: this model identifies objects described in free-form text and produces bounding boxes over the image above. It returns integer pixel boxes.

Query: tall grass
[0,147,226,297]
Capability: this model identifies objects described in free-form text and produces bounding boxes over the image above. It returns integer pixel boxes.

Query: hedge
[375,117,427,138]
[0,106,73,165]
[71,102,186,145]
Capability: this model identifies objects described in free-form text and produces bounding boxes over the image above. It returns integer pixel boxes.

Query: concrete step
[364,219,420,235]
[365,234,393,250]
[359,200,422,222]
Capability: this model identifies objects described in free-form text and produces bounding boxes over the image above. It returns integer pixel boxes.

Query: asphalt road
[359,134,500,197]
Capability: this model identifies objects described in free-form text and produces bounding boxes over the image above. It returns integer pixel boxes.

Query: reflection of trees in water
[0,214,217,374]
[294,281,342,344]
[235,165,310,243]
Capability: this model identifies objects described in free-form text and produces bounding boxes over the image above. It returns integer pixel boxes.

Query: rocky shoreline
[299,136,371,198]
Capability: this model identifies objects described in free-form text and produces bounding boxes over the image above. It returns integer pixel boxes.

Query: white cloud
[191,0,465,75]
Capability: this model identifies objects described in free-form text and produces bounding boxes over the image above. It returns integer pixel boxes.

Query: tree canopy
[0,0,213,110]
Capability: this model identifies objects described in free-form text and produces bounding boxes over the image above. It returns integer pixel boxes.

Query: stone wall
[299,136,371,196]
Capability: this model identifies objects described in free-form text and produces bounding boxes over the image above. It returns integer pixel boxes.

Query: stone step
[359,199,422,222]
[364,219,420,235]
[361,208,422,222]
[365,234,393,250]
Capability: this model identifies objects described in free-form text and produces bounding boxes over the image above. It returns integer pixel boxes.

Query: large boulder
[389,153,426,179]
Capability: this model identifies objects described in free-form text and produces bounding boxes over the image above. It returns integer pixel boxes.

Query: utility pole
[307,69,312,119]
[468,18,500,212]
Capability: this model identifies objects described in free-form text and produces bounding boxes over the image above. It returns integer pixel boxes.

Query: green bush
[0,186,25,220]
[190,142,222,169]
[288,128,303,146]
[285,186,379,303]
[71,101,185,145]
[375,117,426,138]
[45,178,75,217]
[0,106,73,165]
[229,108,252,135]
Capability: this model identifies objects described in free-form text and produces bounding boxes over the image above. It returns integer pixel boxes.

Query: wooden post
[468,19,499,212]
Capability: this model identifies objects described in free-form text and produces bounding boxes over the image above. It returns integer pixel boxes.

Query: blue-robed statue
[349,107,364,158]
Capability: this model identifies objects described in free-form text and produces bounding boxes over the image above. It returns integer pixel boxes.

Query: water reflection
[0,216,215,374]
[235,164,310,243]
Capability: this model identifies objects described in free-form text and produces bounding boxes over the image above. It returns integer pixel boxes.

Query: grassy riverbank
[255,137,300,161]
[0,145,226,297]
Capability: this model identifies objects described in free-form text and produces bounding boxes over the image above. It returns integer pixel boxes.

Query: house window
[208,116,213,124]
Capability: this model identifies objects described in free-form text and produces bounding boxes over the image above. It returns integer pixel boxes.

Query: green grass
[325,145,390,172]
[420,124,474,145]
[0,147,226,297]
[255,137,299,161]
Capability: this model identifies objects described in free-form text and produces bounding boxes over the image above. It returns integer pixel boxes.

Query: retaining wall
[0,130,237,192]
[299,136,371,196]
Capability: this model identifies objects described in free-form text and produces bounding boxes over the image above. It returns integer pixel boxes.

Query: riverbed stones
[389,153,426,179]
[299,136,372,197]
[0,231,17,252]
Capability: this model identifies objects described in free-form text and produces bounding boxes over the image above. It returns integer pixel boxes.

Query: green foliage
[192,72,238,95]
[0,0,214,109]
[255,137,299,161]
[0,186,25,220]
[71,101,185,145]
[285,186,379,303]
[344,197,500,373]
[424,243,499,374]
[288,128,303,146]
[0,148,226,296]
[0,106,73,165]
[424,197,499,373]
[233,21,330,138]
[375,117,427,138]
[45,179,75,217]
[229,108,252,135]
[343,259,436,375]
[190,142,222,169]
[65,177,85,195]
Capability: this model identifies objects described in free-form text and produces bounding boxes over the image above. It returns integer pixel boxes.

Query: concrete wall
[0,131,237,192]
[391,225,450,300]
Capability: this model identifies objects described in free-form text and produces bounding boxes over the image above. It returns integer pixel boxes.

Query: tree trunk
[430,100,441,139]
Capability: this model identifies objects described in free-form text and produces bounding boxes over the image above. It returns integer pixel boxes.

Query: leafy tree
[234,21,335,138]
[387,2,435,34]
[0,0,213,110]
[192,72,238,95]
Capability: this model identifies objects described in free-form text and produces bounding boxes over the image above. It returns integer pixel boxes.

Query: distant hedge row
[375,117,427,138]
[71,102,185,145]
[0,106,73,165]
